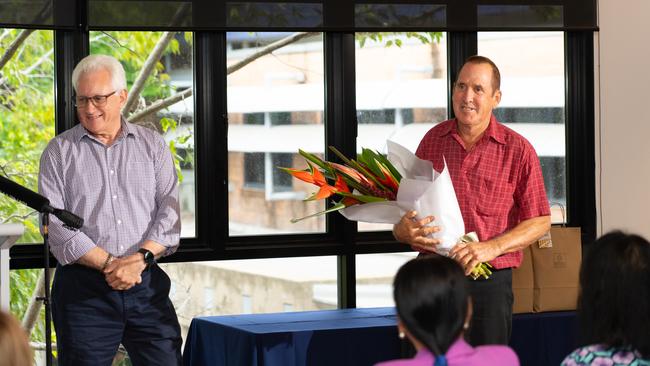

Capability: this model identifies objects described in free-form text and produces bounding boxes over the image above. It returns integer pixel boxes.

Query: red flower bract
[278,146,402,223]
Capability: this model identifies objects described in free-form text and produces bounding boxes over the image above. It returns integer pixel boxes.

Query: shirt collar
[75,116,138,143]
[445,337,475,357]
[438,114,506,145]
[484,114,507,145]
[412,337,475,361]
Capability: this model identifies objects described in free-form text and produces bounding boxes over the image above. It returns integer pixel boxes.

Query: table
[183,307,400,366]
[510,311,578,366]
[183,307,577,366]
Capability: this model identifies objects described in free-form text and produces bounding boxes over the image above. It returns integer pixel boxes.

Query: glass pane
[478,31,566,223]
[160,256,337,343]
[89,1,192,28]
[227,32,325,236]
[355,252,418,307]
[0,29,55,244]
[90,31,196,237]
[0,1,53,25]
[355,4,446,28]
[227,2,323,28]
[355,32,448,231]
[10,268,51,364]
[1,31,54,361]
[478,5,563,28]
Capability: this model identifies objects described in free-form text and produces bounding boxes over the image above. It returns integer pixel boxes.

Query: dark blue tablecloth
[510,311,579,366]
[183,307,577,366]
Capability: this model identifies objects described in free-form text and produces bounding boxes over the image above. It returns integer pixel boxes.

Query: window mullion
[446,32,477,120]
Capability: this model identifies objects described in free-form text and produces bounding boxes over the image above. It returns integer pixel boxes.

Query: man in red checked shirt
[393,55,551,346]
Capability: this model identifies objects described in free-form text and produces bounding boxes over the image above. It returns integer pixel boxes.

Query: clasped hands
[393,211,500,275]
[102,253,146,291]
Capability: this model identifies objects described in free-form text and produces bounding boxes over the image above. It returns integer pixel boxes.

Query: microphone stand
[37,213,53,366]
[0,175,82,366]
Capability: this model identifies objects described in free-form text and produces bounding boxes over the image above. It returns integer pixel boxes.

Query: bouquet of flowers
[279,141,492,280]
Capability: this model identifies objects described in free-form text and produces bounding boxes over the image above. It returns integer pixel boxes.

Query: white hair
[71,54,127,93]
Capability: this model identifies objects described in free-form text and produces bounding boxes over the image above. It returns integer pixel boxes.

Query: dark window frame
[5,5,596,311]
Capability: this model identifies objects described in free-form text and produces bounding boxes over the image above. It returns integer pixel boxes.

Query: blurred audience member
[376,255,519,366]
[0,310,32,366]
[562,231,650,365]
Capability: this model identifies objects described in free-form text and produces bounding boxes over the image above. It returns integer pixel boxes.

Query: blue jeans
[52,263,182,366]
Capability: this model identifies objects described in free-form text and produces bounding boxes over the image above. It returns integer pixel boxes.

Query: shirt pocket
[476,177,515,217]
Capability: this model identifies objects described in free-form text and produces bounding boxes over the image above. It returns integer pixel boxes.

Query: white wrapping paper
[340,140,465,255]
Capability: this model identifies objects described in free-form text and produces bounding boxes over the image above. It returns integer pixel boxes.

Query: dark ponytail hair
[393,254,469,360]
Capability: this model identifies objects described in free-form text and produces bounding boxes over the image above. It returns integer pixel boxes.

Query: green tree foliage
[356,32,442,48]
[89,31,194,179]
[0,29,55,239]
[0,28,56,347]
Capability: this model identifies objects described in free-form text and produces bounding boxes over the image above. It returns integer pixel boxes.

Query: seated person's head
[579,231,650,357]
[393,254,471,358]
[0,311,32,366]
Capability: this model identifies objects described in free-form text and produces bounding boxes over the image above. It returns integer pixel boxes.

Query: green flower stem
[458,232,493,280]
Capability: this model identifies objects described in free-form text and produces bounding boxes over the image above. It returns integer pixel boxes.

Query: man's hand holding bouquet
[279,141,492,279]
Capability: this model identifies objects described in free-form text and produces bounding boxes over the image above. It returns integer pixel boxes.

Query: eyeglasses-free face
[74,90,118,108]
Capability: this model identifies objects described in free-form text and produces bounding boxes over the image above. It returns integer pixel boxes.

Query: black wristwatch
[137,248,156,269]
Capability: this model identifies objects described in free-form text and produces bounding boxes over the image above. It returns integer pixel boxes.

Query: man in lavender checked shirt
[38,54,182,365]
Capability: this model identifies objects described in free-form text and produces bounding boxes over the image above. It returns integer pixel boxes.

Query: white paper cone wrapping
[340,140,466,254]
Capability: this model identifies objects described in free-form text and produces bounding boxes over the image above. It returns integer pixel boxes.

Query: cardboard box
[512,246,534,313]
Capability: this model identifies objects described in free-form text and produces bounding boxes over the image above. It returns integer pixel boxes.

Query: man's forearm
[139,240,167,259]
[489,215,551,255]
[75,246,112,271]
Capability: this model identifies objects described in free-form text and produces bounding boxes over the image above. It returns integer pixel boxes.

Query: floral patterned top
[561,344,650,366]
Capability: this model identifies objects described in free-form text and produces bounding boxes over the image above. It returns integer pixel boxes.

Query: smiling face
[75,68,126,142]
[452,62,502,132]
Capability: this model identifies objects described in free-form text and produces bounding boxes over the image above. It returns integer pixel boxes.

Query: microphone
[0,174,84,230]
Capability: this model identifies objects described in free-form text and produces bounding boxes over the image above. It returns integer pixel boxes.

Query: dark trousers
[465,268,513,346]
[52,263,182,366]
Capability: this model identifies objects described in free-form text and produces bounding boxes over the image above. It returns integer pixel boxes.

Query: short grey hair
[71,54,127,93]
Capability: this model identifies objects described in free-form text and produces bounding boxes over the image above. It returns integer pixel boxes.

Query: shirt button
[112,195,117,200]
[120,245,124,250]
[110,170,114,175]
[117,219,122,225]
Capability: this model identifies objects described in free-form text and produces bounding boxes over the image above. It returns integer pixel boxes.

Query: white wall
[597,0,650,238]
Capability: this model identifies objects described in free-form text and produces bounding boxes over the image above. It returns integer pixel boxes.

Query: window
[243,152,295,194]
[1,29,55,360]
[89,30,197,236]
[3,0,596,326]
[478,31,566,223]
[355,253,418,307]
[159,255,337,342]
[227,32,326,236]
[243,153,265,189]
[355,32,448,232]
[0,29,55,244]
[271,153,294,192]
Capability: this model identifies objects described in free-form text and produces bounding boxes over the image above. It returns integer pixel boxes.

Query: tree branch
[0,29,35,72]
[227,31,319,75]
[128,88,192,123]
[22,268,55,334]
[128,31,319,123]
[122,31,177,114]
[122,2,191,114]
[1,211,39,224]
